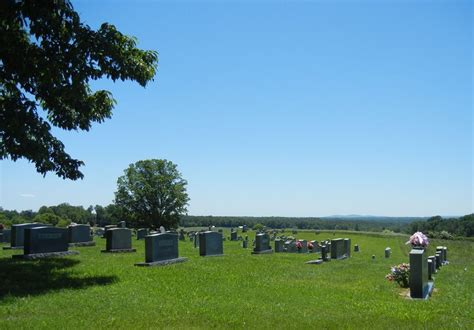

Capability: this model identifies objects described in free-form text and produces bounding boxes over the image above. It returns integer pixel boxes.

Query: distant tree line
[409,214,474,238]
[1,205,472,238]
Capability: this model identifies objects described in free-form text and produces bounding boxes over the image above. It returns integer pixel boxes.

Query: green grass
[1,229,473,329]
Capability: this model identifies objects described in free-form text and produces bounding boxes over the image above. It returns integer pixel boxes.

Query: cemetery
[1,227,471,328]
[0,1,471,328]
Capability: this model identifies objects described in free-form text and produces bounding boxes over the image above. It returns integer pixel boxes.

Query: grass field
[0,229,473,329]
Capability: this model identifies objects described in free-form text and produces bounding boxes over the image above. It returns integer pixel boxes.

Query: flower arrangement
[406,231,429,248]
[307,242,314,250]
[296,241,303,250]
[385,263,410,288]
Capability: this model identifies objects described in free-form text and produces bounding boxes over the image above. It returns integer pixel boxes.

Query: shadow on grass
[0,257,117,299]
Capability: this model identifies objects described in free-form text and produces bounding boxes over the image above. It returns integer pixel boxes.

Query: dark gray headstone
[145,232,178,262]
[10,223,46,248]
[286,240,297,253]
[274,239,284,252]
[104,228,134,252]
[321,245,329,261]
[344,238,351,258]
[103,225,117,238]
[354,244,359,252]
[24,226,69,254]
[137,228,149,240]
[298,240,308,253]
[385,247,391,258]
[428,259,433,280]
[252,233,272,254]
[409,248,433,299]
[242,240,248,248]
[435,253,442,269]
[428,256,437,274]
[330,238,345,259]
[242,225,247,232]
[199,231,223,256]
[443,247,448,262]
[179,230,186,241]
[68,224,92,243]
[230,231,238,241]
[118,221,126,228]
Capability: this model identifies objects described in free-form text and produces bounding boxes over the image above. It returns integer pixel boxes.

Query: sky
[1,0,472,217]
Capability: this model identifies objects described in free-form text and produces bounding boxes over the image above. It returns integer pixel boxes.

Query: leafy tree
[0,0,158,179]
[33,212,63,226]
[115,159,189,229]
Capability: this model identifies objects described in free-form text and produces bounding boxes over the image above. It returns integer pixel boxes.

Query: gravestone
[230,231,238,241]
[428,256,437,274]
[160,226,166,233]
[103,225,117,238]
[372,255,375,260]
[137,228,149,240]
[312,240,321,253]
[409,248,433,299]
[252,233,273,254]
[427,259,433,280]
[435,253,442,269]
[243,240,248,248]
[385,247,391,258]
[274,239,284,253]
[354,244,360,252]
[330,238,345,259]
[118,221,126,228]
[321,245,330,261]
[285,240,297,253]
[102,228,135,253]
[298,240,308,253]
[436,246,445,264]
[344,238,351,258]
[199,231,223,257]
[135,232,187,266]
[68,224,95,246]
[13,226,79,259]
[218,229,223,233]
[443,247,448,263]
[242,225,247,233]
[5,223,46,249]
[1,229,11,243]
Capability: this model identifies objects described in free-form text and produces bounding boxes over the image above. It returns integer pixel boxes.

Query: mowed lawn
[0,230,473,329]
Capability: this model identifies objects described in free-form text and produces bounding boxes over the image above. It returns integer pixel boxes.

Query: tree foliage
[115,159,189,229]
[0,0,158,179]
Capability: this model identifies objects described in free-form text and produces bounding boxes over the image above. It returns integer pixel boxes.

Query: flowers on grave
[296,241,303,250]
[385,263,410,288]
[307,242,314,250]
[406,231,429,248]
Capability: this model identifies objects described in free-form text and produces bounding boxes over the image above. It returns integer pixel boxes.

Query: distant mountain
[321,215,428,222]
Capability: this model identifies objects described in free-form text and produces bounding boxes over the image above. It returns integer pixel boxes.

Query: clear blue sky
[1,0,472,217]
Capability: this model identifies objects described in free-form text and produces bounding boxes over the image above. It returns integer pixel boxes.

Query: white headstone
[159,226,166,233]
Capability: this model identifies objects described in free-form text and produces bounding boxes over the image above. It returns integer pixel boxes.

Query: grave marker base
[410,281,434,300]
[135,257,188,267]
[305,259,323,265]
[251,249,273,254]
[200,254,224,258]
[101,248,136,253]
[12,250,79,260]
[69,241,96,247]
